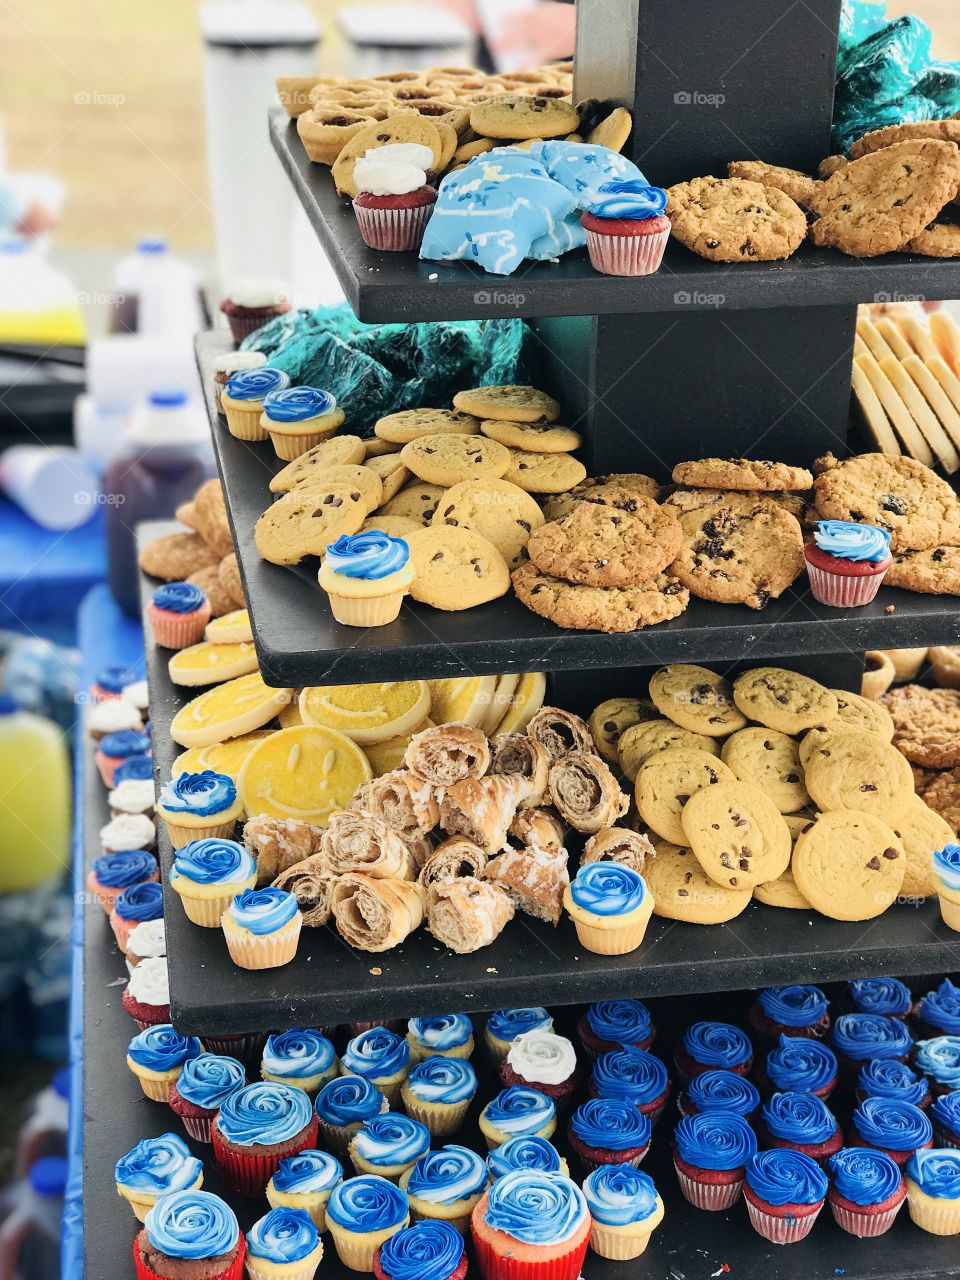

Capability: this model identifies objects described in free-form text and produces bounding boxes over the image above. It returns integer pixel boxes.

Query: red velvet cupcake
[747,984,831,1043]
[498,1030,581,1114]
[567,1097,651,1175]
[675,1022,753,1083]
[121,957,170,1030]
[827,1148,906,1237]
[760,1091,843,1165]
[577,1000,655,1059]
[848,1096,934,1167]
[580,180,670,277]
[804,521,892,607]
[219,279,291,343]
[374,1220,467,1280]
[673,1111,757,1211]
[352,143,438,252]
[135,1190,244,1280]
[743,1150,827,1244]
[167,1053,246,1144]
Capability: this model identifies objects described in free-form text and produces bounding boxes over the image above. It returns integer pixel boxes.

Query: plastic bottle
[0,1156,67,1280]
[0,241,85,346]
[0,445,98,531]
[110,238,204,338]
[103,389,215,615]
[0,699,70,894]
[15,1068,70,1176]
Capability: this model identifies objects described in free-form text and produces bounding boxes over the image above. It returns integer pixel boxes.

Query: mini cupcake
[850,1096,934,1165]
[219,279,292,343]
[91,664,133,702]
[567,1097,651,1174]
[583,1163,664,1260]
[748,984,830,1042]
[804,519,893,607]
[580,179,670,277]
[157,771,243,849]
[760,1034,838,1100]
[246,1207,323,1280]
[211,349,267,413]
[115,1132,204,1222]
[406,1014,474,1064]
[316,1075,389,1162]
[577,999,654,1059]
[904,1147,960,1234]
[933,843,960,931]
[109,777,156,820]
[147,582,211,650]
[487,1136,568,1183]
[340,1029,412,1108]
[500,1030,581,1114]
[917,977,960,1040]
[126,919,167,972]
[220,366,291,441]
[761,1091,843,1164]
[400,1144,487,1233]
[169,837,257,927]
[832,1013,913,1080]
[828,1147,906,1237]
[350,1113,431,1182]
[591,1047,671,1126]
[88,696,144,743]
[374,1219,466,1280]
[114,754,155,785]
[915,1036,960,1098]
[267,1150,344,1231]
[136,1190,243,1280]
[212,1081,318,1197]
[857,1059,930,1110]
[101,812,156,854]
[222,887,302,971]
[326,1174,410,1272]
[562,862,654,955]
[675,1021,753,1083]
[401,1056,477,1137]
[95,729,152,788]
[743,1148,828,1244]
[484,1009,552,1066]
[87,849,157,914]
[121,956,170,1029]
[261,386,345,461]
[168,1053,246,1143]
[110,881,164,954]
[353,144,438,253]
[319,532,414,628]
[673,1110,757,1210]
[479,1086,557,1150]
[122,680,150,722]
[262,1029,339,1095]
[470,1169,591,1280]
[848,976,914,1021]
[932,1091,960,1148]
[677,1069,760,1120]
[126,1024,203,1102]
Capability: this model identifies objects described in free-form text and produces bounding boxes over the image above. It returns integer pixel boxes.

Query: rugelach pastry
[331,875,425,952]
[426,877,515,953]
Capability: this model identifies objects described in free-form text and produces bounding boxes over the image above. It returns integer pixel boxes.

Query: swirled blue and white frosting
[486,1009,552,1045]
[115,1133,202,1194]
[175,1053,245,1109]
[144,1190,239,1259]
[224,367,290,402]
[484,1169,588,1245]
[408,1014,473,1054]
[906,1148,960,1199]
[404,1056,477,1105]
[487,1136,564,1182]
[933,843,960,893]
[352,1113,430,1168]
[342,1028,410,1080]
[482,1086,555,1137]
[406,1145,486,1204]
[263,1030,336,1080]
[583,1164,660,1226]
[584,179,667,221]
[569,862,647,915]
[159,770,236,818]
[247,1207,320,1263]
[171,838,254,886]
[325,533,410,581]
[227,887,299,936]
[262,386,335,423]
[915,1035,960,1087]
[315,1075,385,1126]
[326,1174,409,1232]
[921,979,960,1035]
[215,1082,313,1147]
[128,1024,202,1072]
[377,1221,463,1280]
[271,1149,343,1195]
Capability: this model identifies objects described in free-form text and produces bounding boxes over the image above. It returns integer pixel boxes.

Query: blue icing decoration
[95,666,129,693]
[224,367,290,402]
[352,1113,430,1168]
[849,977,913,1017]
[829,1148,902,1206]
[586,1000,652,1047]
[326,1174,408,1232]
[127,1024,203,1072]
[683,1022,752,1069]
[685,1070,760,1116]
[216,1082,312,1147]
[766,1035,837,1094]
[921,978,960,1034]
[404,1055,477,1105]
[584,179,668,220]
[271,1149,343,1194]
[484,1169,588,1245]
[761,1091,838,1145]
[483,1086,555,1136]
[905,1148,960,1199]
[100,730,151,759]
[583,1164,659,1227]
[487,1009,552,1043]
[175,1054,245,1109]
[569,862,647,915]
[159,770,236,818]
[315,1075,385,1126]
[832,1013,912,1061]
[592,1047,668,1105]
[262,386,335,423]
[144,1190,239,1259]
[406,1144,486,1204]
[408,1013,472,1052]
[745,1149,828,1206]
[377,1221,463,1280]
[172,838,254,886]
[569,1097,651,1152]
[487,1136,564,1181]
[114,755,154,783]
[151,582,207,614]
[341,1028,410,1080]
[93,850,156,889]
[115,880,164,923]
[858,1059,928,1108]
[325,532,409,581]
[528,141,646,208]
[674,1111,757,1171]
[932,1090,960,1136]
[263,1030,336,1079]
[852,1097,932,1151]
[228,887,298,935]
[813,520,892,564]
[933,843,960,893]
[247,1207,320,1264]
[915,1036,960,1086]
[527,211,586,260]
[115,1133,203,1194]
[757,984,829,1028]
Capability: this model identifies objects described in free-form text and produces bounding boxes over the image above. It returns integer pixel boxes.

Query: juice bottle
[0,698,69,894]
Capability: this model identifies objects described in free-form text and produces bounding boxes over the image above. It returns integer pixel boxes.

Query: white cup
[0,445,98,531]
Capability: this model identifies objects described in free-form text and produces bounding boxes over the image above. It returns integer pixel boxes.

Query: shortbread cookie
[849,118,960,159]
[907,223,960,258]
[666,176,807,262]
[588,697,656,765]
[680,781,792,890]
[645,841,752,924]
[480,418,582,453]
[526,499,682,587]
[218,553,244,607]
[880,683,960,767]
[511,562,689,632]
[732,668,838,734]
[812,452,960,552]
[672,457,813,492]
[727,160,819,209]
[405,525,510,609]
[792,810,905,920]
[886,543,960,594]
[469,94,579,140]
[649,664,746,736]
[635,748,736,844]
[803,728,914,821]
[254,486,367,565]
[400,432,510,486]
[374,408,480,444]
[720,728,809,813]
[139,532,220,581]
[453,385,560,423]
[380,482,446,526]
[503,449,587,494]
[671,501,804,609]
[809,140,960,257]
[269,435,367,492]
[431,477,545,570]
[889,796,954,899]
[617,719,719,782]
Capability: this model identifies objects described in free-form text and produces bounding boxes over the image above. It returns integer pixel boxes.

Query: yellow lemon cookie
[278,701,304,729]
[298,681,431,744]
[173,731,275,780]
[168,641,259,687]
[480,674,520,735]
[792,810,906,920]
[205,609,253,645]
[364,718,434,777]
[171,673,293,748]
[493,672,547,734]
[680,781,792,890]
[427,676,498,727]
[238,725,373,826]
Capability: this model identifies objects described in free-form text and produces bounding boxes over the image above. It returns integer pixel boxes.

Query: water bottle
[0,240,84,346]
[0,699,70,894]
[0,445,98,531]
[0,1157,67,1280]
[110,238,204,338]
[15,1068,70,1176]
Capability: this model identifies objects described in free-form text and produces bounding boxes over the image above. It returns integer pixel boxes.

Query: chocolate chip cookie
[469,94,579,140]
[666,176,807,262]
[526,499,682,587]
[792,810,905,920]
[880,683,960,768]
[374,408,480,444]
[889,795,955,899]
[670,501,805,609]
[269,435,368,492]
[453,385,560,422]
[727,160,819,209]
[380,482,446,526]
[907,223,960,258]
[511,562,689,632]
[885,543,960,593]
[618,719,719,781]
[503,450,587,494]
[812,452,960,552]
[646,841,753,923]
[431,477,545,569]
[588,696,657,765]
[254,485,367,565]
[401,432,510,486]
[635,747,736,844]
[681,781,792,891]
[406,525,511,609]
[480,419,582,453]
[732,667,838,734]
[917,766,960,833]
[803,727,914,821]
[649,664,747,736]
[849,118,960,160]
[720,727,810,814]
[664,487,809,523]
[672,457,813,492]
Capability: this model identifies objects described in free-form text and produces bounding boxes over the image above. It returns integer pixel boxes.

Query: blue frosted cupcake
[169,837,256,928]
[678,1069,760,1120]
[487,1135,569,1183]
[157,770,243,850]
[87,849,157,915]
[915,1035,960,1098]
[583,1164,664,1260]
[406,1014,474,1063]
[761,1034,838,1100]
[934,842,960,932]
[262,1030,339,1095]
[211,1081,318,1198]
[857,1059,930,1110]
[917,978,960,1040]
[743,1148,828,1244]
[567,1096,651,1174]
[761,1091,843,1164]
[400,1144,487,1234]
[261,386,344,461]
[827,1147,906,1237]
[136,1190,243,1280]
[675,1021,753,1082]
[932,1091,960,1148]
[373,1219,465,1280]
[110,880,164,955]
[221,365,290,441]
[96,728,152,787]
[673,1110,757,1210]
[267,1150,344,1230]
[470,1168,591,1279]
[222,887,302,971]
[168,1052,246,1142]
[851,1096,934,1166]
[349,1113,431,1182]
[115,1132,204,1222]
[904,1147,960,1233]
[748,984,830,1042]
[126,1024,204,1102]
[484,1008,553,1065]
[848,977,913,1021]
[246,1207,323,1280]
[577,999,654,1059]
[479,1086,557,1149]
[341,1029,412,1107]
[832,1013,913,1080]
[400,1055,477,1137]
[326,1174,410,1272]
[316,1075,388,1161]
[563,862,653,955]
[591,1047,671,1125]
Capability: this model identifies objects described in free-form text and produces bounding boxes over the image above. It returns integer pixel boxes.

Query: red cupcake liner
[471,1222,589,1280]
[211,1117,319,1197]
[744,1195,822,1245]
[134,1233,245,1280]
[354,201,433,252]
[674,1160,744,1211]
[805,559,888,608]
[583,223,669,277]
[110,912,140,954]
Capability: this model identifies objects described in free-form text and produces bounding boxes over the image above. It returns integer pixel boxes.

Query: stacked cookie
[139,479,245,618]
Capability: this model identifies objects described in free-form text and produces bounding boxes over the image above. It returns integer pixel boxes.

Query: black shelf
[268,107,960,325]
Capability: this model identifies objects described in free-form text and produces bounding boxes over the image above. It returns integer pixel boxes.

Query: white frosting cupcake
[109,778,156,817]
[89,700,143,737]
[126,919,167,973]
[100,813,157,852]
[126,956,169,1008]
[506,1031,578,1087]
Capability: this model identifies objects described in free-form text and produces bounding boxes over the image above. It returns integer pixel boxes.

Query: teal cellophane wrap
[240,304,534,434]
[914,63,960,117]
[838,0,888,53]
[836,16,932,111]
[833,93,939,156]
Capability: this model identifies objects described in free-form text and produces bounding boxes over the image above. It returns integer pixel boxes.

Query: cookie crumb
[369,967,382,976]
[885,604,895,613]
[486,966,497,973]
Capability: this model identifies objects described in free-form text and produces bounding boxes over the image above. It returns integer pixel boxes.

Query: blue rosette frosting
[315,1075,385,1126]
[247,1207,320,1263]
[487,1136,564,1182]
[584,179,668,220]
[378,1220,463,1280]
[852,1097,933,1152]
[115,1133,203,1194]
[762,1091,838,1145]
[482,1086,555,1137]
[159,770,236,817]
[224,367,290,402]
[406,1145,486,1204]
[813,520,892,563]
[674,1111,757,1171]
[569,862,646,915]
[408,1013,473,1052]
[271,1149,343,1194]
[342,1028,411,1080]
[227,887,298,935]
[487,1009,552,1044]
[326,1174,409,1232]
[100,730,151,759]
[592,1047,668,1106]
[263,1029,336,1080]
[849,977,913,1017]
[766,1035,837,1095]
[682,1022,752,1070]
[484,1169,588,1245]
[905,1148,960,1199]
[128,1024,203,1072]
[586,1000,652,1047]
[932,1090,960,1138]
[115,880,164,923]
[93,850,156,889]
[915,1035,960,1086]
[95,665,129,693]
[215,1082,313,1148]
[685,1070,760,1117]
[858,1059,928,1108]
[921,978,960,1035]
[829,1148,903,1206]
[325,532,410,581]
[832,1013,913,1061]
[151,583,207,614]
[352,1113,430,1168]
[583,1164,660,1226]
[114,755,154,783]
[262,386,335,423]
[933,843,960,893]
[172,838,254,886]
[569,1097,651,1152]
[757,984,829,1028]
[404,1056,477,1105]
[144,1190,239,1258]
[175,1054,245,1110]
[745,1149,828,1206]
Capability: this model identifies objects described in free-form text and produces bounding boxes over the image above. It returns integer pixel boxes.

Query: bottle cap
[0,694,18,715]
[137,238,167,254]
[30,1156,68,1197]
[53,1066,71,1100]
[147,389,189,408]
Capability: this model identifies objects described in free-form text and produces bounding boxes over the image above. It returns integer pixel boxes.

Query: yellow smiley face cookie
[238,725,373,826]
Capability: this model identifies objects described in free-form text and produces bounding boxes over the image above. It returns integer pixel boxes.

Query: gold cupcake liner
[907,1186,960,1235]
[127,1059,180,1102]
[328,1219,408,1273]
[163,817,238,850]
[325,589,406,628]
[589,1222,656,1260]
[223,400,270,441]
[401,1093,471,1138]
[245,1240,324,1280]
[222,916,302,970]
[938,890,960,933]
[265,1185,331,1232]
[268,426,339,462]
[175,882,253,928]
[570,913,652,955]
